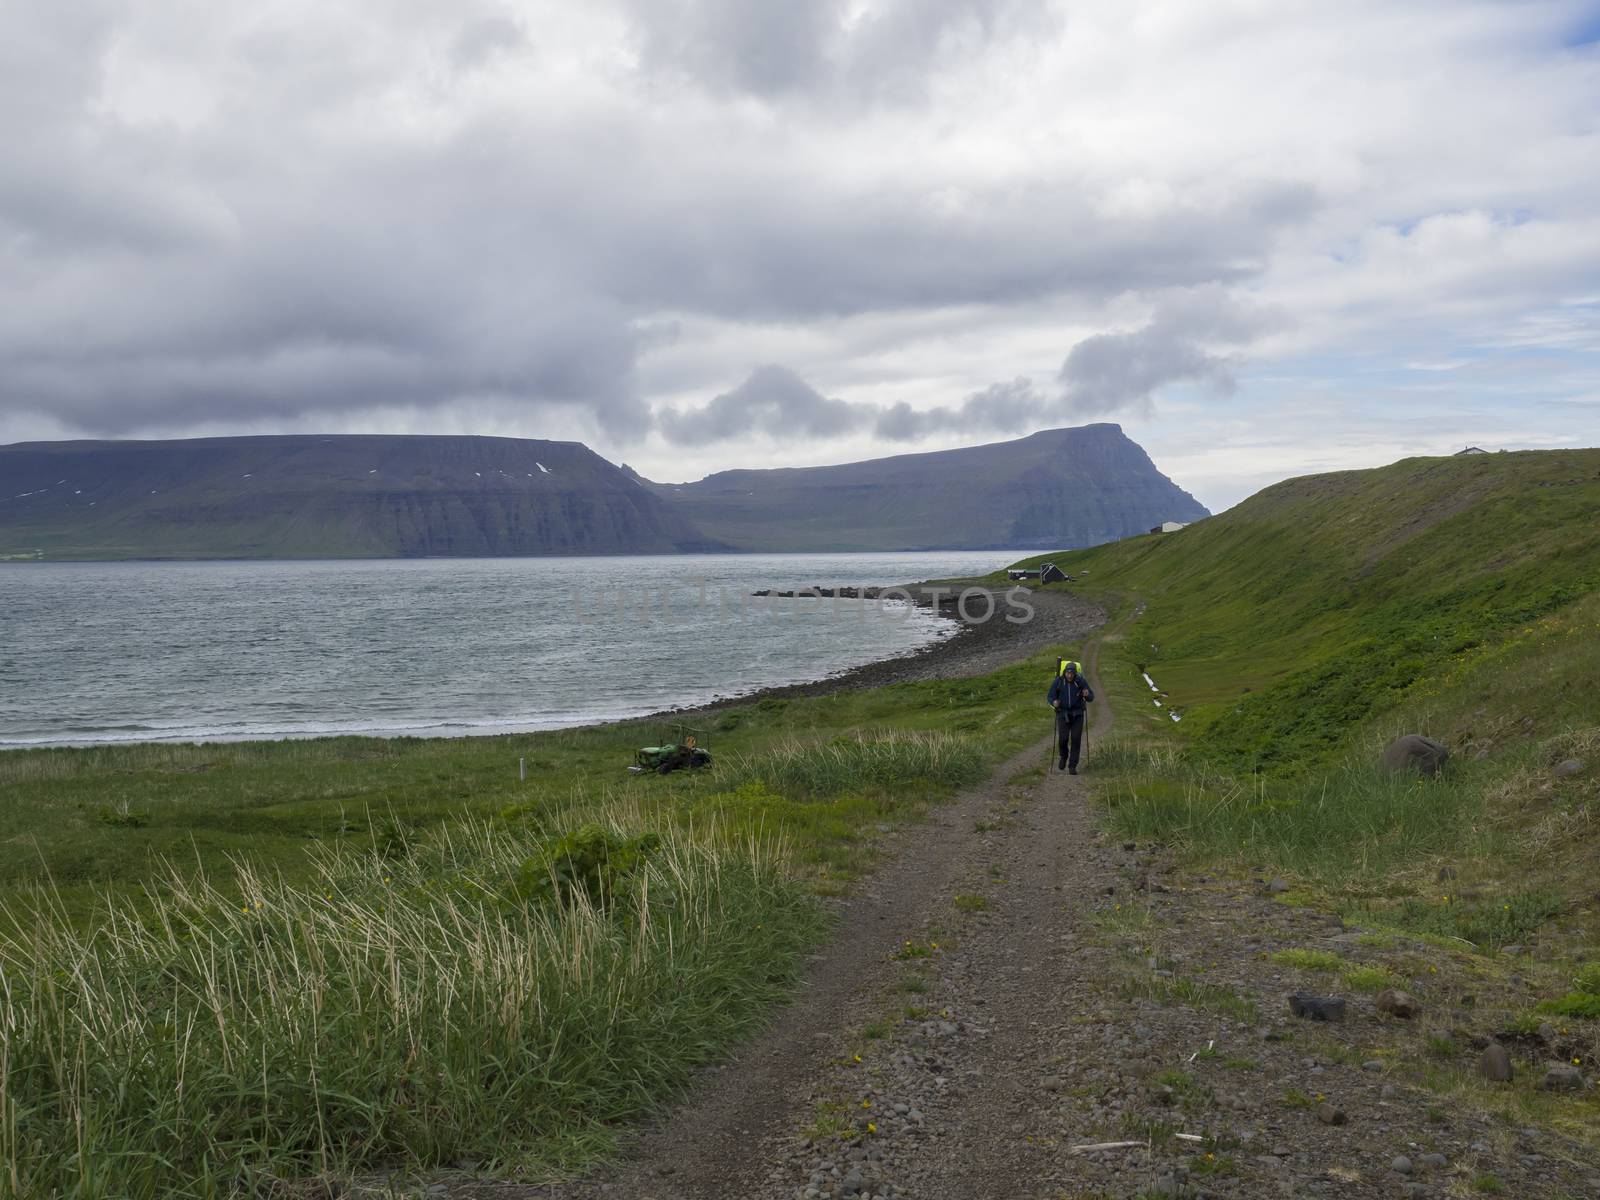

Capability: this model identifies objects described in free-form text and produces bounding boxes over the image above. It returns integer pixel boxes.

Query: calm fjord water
[0,552,1014,748]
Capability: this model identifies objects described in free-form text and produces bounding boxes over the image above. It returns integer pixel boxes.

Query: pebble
[1418,1152,1448,1168]
[1316,1102,1347,1126]
[1554,758,1584,777]
[1391,1155,1413,1175]
[1376,988,1421,1018]
[1361,1060,1384,1072]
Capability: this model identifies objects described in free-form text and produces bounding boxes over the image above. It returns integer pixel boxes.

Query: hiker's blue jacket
[1047,674,1094,717]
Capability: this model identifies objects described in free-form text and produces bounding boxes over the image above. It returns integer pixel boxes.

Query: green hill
[1009,447,1600,1089]
[1009,448,1600,773]
[999,448,1600,1166]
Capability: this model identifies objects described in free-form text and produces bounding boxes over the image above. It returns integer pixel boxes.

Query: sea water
[0,551,1017,748]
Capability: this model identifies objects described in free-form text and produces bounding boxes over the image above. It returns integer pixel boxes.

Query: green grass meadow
[0,647,1073,1197]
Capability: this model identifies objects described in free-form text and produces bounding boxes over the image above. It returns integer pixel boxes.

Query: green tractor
[633,723,713,775]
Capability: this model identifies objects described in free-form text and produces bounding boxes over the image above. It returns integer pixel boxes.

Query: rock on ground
[1380,734,1450,776]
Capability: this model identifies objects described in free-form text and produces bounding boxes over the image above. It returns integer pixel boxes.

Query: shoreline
[0,583,1104,753]
[641,582,1104,726]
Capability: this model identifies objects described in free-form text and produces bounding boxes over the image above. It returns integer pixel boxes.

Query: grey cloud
[659,365,868,442]
[840,0,1058,104]
[449,13,528,71]
[882,291,1268,436]
[673,290,1265,446]
[0,3,1300,446]
[622,0,1056,105]
[1055,289,1276,417]
[874,378,1046,441]
[1058,329,1234,419]
[622,0,844,97]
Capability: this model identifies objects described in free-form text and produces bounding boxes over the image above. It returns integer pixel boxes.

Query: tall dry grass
[0,814,821,1198]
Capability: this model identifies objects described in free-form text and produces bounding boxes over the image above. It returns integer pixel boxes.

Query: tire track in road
[443,605,1134,1200]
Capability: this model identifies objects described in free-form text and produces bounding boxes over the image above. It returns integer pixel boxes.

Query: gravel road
[379,601,1597,1200]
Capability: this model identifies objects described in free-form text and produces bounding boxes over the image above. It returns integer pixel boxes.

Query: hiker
[1047,661,1094,774]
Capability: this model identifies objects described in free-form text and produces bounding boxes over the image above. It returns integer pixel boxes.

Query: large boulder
[1479,1042,1514,1082]
[1381,735,1450,777]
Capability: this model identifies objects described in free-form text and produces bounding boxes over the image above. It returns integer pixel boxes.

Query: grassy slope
[1004,449,1600,772]
[1005,448,1600,1146]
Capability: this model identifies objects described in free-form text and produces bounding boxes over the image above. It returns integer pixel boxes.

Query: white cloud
[0,0,1595,506]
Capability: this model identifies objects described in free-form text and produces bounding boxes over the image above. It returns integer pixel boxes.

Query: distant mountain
[0,435,723,560]
[0,425,1206,560]
[629,424,1208,552]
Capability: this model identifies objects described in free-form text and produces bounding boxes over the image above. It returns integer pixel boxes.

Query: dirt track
[410,602,1597,1200]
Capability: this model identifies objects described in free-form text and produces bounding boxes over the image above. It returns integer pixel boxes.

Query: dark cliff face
[0,425,1206,559]
[0,435,723,559]
[647,424,1209,552]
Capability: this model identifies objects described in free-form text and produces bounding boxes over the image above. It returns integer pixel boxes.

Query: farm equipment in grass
[631,723,713,775]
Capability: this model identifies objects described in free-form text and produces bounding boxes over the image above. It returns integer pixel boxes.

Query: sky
[1,1,1596,512]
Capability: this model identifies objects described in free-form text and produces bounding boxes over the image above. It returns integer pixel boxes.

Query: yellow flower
[861,1099,871,1108]
[852,1054,861,1063]
[867,1122,877,1133]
